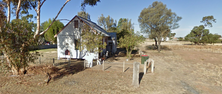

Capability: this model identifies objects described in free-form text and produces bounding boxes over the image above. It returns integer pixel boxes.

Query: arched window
[65,49,70,55]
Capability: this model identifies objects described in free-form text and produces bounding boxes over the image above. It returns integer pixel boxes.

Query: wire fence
[0,56,65,73]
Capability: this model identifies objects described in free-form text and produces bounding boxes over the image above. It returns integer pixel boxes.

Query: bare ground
[0,41,222,94]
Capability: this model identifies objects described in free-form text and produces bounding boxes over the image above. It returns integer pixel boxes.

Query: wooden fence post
[53,58,55,66]
[68,58,71,68]
[39,57,41,64]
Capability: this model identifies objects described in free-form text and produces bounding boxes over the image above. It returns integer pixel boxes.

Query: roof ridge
[54,15,110,37]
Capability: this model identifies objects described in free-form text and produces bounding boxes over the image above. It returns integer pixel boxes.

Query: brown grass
[166,45,222,53]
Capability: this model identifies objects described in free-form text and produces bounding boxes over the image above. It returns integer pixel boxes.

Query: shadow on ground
[139,72,144,84]
[145,45,172,51]
[51,60,89,81]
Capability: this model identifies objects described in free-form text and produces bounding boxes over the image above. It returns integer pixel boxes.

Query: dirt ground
[0,40,222,94]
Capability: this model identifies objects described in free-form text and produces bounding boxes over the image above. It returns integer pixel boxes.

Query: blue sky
[27,0,222,37]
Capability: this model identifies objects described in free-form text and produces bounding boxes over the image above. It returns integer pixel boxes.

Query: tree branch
[36,0,70,37]
[16,0,22,19]
[40,0,46,8]
[32,6,37,13]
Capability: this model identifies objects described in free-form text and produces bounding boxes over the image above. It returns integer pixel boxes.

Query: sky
[18,0,222,37]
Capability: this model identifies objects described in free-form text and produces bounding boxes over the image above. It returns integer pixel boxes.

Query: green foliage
[185,25,210,44]
[78,24,106,54]
[116,18,134,42]
[207,33,220,44]
[177,37,183,41]
[81,0,100,8]
[21,14,36,31]
[170,33,176,38]
[138,1,181,52]
[118,32,144,59]
[0,19,40,75]
[0,2,5,25]
[97,14,117,32]
[200,15,216,27]
[117,18,133,31]
[117,29,130,42]
[43,18,64,43]
[78,11,90,20]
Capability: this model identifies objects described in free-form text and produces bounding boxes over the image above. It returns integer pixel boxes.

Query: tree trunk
[35,0,41,38]
[154,38,158,48]
[126,48,129,59]
[16,0,22,19]
[34,0,71,38]
[6,0,10,23]
[129,49,133,60]
[157,37,161,53]
[3,52,19,75]
[11,66,19,75]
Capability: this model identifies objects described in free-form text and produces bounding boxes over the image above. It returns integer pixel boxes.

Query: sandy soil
[0,41,222,94]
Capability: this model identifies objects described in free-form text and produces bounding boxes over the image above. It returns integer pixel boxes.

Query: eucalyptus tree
[116,18,134,42]
[78,11,90,20]
[201,15,216,27]
[117,18,133,31]
[43,18,64,43]
[138,1,181,52]
[185,25,209,45]
[118,32,144,59]
[97,14,117,32]
[207,33,220,44]
[0,0,101,75]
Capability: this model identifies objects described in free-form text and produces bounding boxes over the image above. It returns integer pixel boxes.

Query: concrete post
[144,60,147,74]
[151,60,154,73]
[132,62,140,87]
[103,60,105,71]
[123,61,125,72]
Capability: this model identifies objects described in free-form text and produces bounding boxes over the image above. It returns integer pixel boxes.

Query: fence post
[68,58,71,68]
[2,55,5,63]
[53,58,55,66]
[84,60,86,69]
[39,57,41,64]
[144,59,147,74]
[103,60,105,71]
[151,59,154,73]
[123,61,125,72]
[132,62,140,87]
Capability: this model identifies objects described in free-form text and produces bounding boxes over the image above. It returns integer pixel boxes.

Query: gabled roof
[54,15,110,37]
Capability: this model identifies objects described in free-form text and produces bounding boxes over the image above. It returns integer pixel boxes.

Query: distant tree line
[184,16,221,45]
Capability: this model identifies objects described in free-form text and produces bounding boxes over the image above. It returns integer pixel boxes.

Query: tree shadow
[50,60,86,81]
[145,45,172,51]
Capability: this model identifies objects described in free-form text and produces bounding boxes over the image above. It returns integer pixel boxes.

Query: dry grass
[1,41,222,93]
[166,45,222,53]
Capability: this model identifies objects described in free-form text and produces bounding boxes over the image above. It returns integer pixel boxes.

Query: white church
[54,15,117,61]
